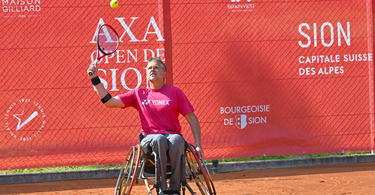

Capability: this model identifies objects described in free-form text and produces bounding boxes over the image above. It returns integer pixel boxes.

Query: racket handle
[88,59,99,76]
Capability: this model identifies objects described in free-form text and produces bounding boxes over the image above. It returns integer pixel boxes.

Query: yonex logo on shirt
[151,100,170,105]
[142,99,170,106]
[142,100,150,105]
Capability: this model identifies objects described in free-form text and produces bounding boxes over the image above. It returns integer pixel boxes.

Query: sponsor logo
[2,0,41,18]
[90,17,166,91]
[221,105,270,129]
[141,99,170,106]
[297,21,373,77]
[4,98,46,141]
[235,114,247,129]
[227,0,255,12]
[142,99,150,105]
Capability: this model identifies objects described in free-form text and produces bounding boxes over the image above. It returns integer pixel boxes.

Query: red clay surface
[1,162,375,195]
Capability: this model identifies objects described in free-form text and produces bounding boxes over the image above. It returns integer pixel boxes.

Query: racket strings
[97,26,119,55]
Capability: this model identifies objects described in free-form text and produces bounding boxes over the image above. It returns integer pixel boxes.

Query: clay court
[1,162,375,195]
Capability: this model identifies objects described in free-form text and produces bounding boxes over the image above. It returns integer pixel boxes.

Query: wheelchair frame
[115,142,216,195]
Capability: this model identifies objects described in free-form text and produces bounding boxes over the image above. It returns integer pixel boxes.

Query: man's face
[146,61,166,82]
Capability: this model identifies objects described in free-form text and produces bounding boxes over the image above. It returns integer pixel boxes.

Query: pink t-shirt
[118,85,194,135]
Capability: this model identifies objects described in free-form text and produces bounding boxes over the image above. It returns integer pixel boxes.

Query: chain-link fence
[0,0,374,170]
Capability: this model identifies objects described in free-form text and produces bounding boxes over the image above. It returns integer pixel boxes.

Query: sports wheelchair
[114,134,216,195]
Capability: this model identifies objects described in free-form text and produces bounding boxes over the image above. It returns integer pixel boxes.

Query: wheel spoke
[185,143,216,195]
[115,145,141,195]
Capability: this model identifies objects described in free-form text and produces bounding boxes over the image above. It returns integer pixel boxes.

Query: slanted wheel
[115,144,141,195]
[185,143,216,195]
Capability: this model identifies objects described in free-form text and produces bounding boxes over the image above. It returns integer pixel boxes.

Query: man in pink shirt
[87,57,203,194]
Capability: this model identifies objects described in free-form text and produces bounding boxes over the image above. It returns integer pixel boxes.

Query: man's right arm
[88,61,125,108]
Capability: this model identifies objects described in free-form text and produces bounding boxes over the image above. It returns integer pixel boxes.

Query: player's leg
[166,134,185,191]
[141,134,169,191]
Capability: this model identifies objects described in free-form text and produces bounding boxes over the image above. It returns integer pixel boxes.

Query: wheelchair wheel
[185,143,216,195]
[115,144,141,195]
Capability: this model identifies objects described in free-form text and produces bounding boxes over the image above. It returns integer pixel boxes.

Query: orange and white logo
[228,0,255,12]
[2,0,42,18]
[235,114,247,129]
[4,98,46,142]
[231,0,252,2]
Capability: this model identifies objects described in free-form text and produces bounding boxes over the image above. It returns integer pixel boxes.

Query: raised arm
[87,61,125,108]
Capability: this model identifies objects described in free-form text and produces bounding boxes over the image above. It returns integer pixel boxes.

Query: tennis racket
[88,24,120,76]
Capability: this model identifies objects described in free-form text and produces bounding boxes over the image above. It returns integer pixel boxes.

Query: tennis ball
[110,0,118,8]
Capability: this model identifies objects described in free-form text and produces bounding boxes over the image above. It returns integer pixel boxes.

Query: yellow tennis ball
[110,0,118,8]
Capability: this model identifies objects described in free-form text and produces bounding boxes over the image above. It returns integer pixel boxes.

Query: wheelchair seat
[139,133,172,175]
[142,151,173,176]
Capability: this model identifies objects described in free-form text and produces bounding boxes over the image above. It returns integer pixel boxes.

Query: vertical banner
[171,0,374,159]
[1,0,168,169]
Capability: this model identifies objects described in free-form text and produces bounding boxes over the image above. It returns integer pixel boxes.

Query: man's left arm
[184,111,204,159]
